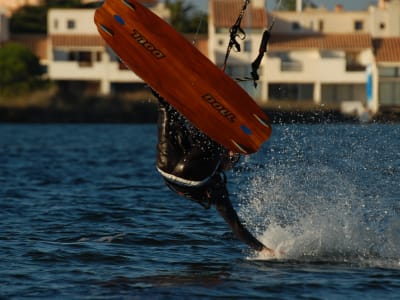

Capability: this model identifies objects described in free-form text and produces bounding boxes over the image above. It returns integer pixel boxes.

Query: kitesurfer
[154,91,275,255]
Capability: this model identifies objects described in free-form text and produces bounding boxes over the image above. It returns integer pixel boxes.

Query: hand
[260,246,285,259]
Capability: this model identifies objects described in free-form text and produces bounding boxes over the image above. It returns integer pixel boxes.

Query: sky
[183,0,377,12]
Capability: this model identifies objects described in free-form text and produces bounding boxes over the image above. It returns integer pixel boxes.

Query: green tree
[43,0,82,7]
[276,0,296,11]
[275,0,318,11]
[0,43,45,96]
[10,5,48,33]
[10,0,84,34]
[165,0,208,33]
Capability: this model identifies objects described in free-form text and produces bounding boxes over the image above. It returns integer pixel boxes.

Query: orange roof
[373,37,400,62]
[51,34,105,48]
[211,0,267,29]
[269,33,373,51]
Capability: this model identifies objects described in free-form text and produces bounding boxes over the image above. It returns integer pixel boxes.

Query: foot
[260,247,276,257]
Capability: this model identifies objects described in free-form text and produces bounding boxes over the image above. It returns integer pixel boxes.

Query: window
[54,19,59,30]
[380,22,386,30]
[281,60,303,72]
[244,40,252,52]
[318,20,324,32]
[67,19,76,29]
[96,52,102,62]
[354,20,363,31]
[292,22,301,31]
[321,84,366,104]
[379,67,399,77]
[346,52,365,71]
[67,51,93,67]
[268,83,314,101]
[77,51,92,67]
[379,82,400,106]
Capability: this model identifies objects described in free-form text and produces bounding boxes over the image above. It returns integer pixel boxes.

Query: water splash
[236,125,400,268]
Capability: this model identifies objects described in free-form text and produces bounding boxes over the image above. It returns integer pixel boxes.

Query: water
[1,124,399,299]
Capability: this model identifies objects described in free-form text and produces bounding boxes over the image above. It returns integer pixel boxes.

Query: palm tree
[165,0,208,34]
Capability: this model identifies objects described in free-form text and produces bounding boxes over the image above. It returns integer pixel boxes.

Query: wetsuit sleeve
[214,191,265,251]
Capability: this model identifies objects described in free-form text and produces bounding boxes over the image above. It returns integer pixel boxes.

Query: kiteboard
[94,0,271,154]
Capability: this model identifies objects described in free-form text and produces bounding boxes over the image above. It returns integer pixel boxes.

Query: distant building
[47,1,170,95]
[19,0,398,114]
[209,0,400,114]
[370,0,400,109]
[266,6,377,112]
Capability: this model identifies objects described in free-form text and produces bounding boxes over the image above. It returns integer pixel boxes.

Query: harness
[164,172,228,210]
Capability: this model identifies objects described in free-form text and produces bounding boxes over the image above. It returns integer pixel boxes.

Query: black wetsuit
[156,95,265,251]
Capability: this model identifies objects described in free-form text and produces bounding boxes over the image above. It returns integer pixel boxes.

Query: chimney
[334,4,344,12]
[296,0,302,12]
[378,0,387,9]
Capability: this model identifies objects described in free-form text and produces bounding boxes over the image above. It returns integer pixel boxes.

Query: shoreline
[0,92,399,124]
[1,104,399,124]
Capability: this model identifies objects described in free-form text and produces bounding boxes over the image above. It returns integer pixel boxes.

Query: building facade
[208,0,400,114]
[47,1,170,95]
[4,0,398,114]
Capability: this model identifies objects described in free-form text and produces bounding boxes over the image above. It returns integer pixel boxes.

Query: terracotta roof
[211,0,267,29]
[373,38,400,62]
[51,34,106,48]
[269,33,372,51]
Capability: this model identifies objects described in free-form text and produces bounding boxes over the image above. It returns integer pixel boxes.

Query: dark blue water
[1,124,399,299]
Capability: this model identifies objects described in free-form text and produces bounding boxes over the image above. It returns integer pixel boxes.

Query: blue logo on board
[114,15,125,25]
[241,125,252,135]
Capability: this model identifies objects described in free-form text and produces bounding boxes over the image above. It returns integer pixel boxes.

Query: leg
[156,95,190,173]
[208,175,266,251]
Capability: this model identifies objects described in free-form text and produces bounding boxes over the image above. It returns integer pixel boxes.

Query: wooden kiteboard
[94,0,271,154]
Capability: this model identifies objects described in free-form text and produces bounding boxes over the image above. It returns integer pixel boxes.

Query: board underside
[94,0,272,154]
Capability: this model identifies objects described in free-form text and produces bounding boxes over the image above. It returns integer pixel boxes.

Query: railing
[346,64,366,72]
[281,61,303,72]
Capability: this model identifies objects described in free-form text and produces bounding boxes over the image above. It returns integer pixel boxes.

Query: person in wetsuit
[154,91,274,254]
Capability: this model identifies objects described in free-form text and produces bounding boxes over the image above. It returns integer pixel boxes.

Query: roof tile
[51,34,105,47]
[269,33,372,50]
[373,38,400,62]
[211,0,267,29]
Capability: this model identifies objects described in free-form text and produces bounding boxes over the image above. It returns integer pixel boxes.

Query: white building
[208,0,400,114]
[47,1,170,95]
[208,0,268,101]
[44,0,400,113]
[371,0,400,109]
[266,5,376,111]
